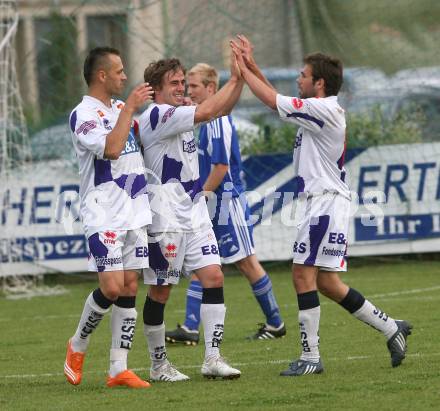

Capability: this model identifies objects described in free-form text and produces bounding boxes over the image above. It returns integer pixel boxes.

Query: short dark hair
[83,47,120,86]
[144,58,186,95]
[304,52,343,96]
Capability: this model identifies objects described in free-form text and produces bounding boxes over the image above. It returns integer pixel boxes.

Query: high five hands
[230,34,255,76]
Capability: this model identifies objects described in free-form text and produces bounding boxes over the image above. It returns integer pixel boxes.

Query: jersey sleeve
[210,117,229,165]
[276,94,325,133]
[69,108,106,159]
[145,104,196,141]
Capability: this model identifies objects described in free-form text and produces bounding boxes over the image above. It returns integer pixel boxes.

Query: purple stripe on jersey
[162,155,201,199]
[286,112,324,128]
[94,158,113,186]
[114,173,148,199]
[340,170,346,182]
[337,151,345,170]
[70,110,77,132]
[181,178,202,200]
[293,176,305,194]
[150,106,160,130]
[162,155,183,183]
[148,242,169,271]
[337,145,347,182]
[88,233,108,272]
[304,215,330,266]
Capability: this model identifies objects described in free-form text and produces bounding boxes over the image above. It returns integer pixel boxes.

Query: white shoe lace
[206,355,234,371]
[155,361,187,380]
[164,363,180,377]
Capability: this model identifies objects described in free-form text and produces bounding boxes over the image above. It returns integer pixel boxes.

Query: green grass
[1,259,439,410]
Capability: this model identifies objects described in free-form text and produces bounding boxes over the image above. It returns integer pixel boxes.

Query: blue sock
[251,273,282,328]
[183,280,202,331]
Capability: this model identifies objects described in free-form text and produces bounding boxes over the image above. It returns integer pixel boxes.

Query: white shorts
[143,227,221,285]
[293,192,349,272]
[87,227,149,272]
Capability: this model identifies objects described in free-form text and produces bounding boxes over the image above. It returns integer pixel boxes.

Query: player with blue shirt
[166,63,286,346]
[64,47,154,388]
[138,55,243,382]
[231,35,412,376]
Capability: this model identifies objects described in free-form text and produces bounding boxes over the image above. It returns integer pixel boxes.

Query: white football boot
[150,361,190,382]
[201,355,241,379]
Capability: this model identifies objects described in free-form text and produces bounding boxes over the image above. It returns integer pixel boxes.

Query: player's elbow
[219,107,232,116]
[266,95,277,110]
[194,105,216,123]
[215,164,229,174]
[268,101,277,110]
[104,149,120,160]
[259,90,277,110]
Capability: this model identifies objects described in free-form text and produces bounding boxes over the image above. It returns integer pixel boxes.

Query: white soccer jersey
[276,94,350,199]
[138,103,211,233]
[69,96,151,237]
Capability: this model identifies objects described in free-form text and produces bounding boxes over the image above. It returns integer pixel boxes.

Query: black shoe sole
[203,374,241,380]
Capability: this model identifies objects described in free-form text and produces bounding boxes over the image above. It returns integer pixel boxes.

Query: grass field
[0,259,439,410]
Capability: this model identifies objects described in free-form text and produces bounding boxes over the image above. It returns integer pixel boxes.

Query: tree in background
[296,0,440,74]
[29,11,82,132]
[242,107,425,155]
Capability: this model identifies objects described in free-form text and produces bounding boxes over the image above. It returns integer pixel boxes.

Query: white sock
[143,323,167,370]
[109,305,137,377]
[71,292,110,353]
[298,306,320,362]
[109,348,128,378]
[200,303,226,359]
[352,300,398,339]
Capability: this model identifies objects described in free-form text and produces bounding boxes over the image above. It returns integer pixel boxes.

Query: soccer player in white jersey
[65,47,154,388]
[166,63,286,345]
[138,56,243,382]
[231,35,412,376]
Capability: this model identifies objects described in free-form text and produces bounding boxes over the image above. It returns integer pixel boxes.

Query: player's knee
[123,281,138,296]
[148,284,171,304]
[202,267,224,288]
[195,265,224,288]
[209,270,224,287]
[292,269,307,286]
[316,277,333,297]
[317,273,347,301]
[101,284,123,301]
[236,255,264,284]
[235,258,247,272]
[292,265,316,292]
[235,258,253,275]
[210,266,224,286]
[123,271,139,296]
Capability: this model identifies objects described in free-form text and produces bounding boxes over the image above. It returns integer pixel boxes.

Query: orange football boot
[106,370,151,388]
[64,339,85,385]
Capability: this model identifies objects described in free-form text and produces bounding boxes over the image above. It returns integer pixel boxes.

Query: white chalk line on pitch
[282,285,440,308]
[0,352,438,380]
[0,285,439,323]
[367,285,440,299]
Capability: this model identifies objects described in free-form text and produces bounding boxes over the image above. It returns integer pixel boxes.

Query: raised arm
[236,34,275,91]
[230,41,278,110]
[194,51,244,124]
[104,83,153,159]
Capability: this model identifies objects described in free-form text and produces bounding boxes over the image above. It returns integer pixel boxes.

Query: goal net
[1,0,439,282]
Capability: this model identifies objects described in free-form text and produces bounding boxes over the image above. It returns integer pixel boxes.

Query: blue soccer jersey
[198,115,244,198]
[198,115,254,262]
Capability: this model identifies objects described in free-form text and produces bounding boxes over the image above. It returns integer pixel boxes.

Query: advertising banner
[1,143,439,276]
